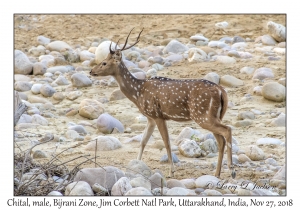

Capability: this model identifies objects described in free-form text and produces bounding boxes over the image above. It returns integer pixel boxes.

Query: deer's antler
[121,28,144,51]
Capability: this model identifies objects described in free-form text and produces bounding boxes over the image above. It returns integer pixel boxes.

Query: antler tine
[121,27,144,51]
[109,41,114,54]
[121,27,135,51]
[115,39,120,51]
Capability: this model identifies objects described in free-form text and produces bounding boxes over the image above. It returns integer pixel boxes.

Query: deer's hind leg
[137,117,156,160]
[200,119,233,178]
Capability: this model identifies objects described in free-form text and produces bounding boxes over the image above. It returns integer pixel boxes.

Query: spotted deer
[90,28,235,178]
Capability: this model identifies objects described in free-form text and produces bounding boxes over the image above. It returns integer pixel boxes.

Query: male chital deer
[90,28,235,178]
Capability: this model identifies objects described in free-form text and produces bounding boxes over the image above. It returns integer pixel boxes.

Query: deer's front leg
[155,119,174,178]
[137,117,156,160]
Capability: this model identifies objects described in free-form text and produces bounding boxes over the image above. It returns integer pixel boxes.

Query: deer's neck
[113,61,143,103]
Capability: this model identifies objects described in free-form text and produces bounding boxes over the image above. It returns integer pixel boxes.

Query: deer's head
[90,28,143,77]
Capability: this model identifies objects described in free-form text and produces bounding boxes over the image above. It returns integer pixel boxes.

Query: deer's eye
[102,62,106,66]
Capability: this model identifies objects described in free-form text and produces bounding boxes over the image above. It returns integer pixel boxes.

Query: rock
[238,154,251,163]
[253,86,263,96]
[272,164,285,180]
[92,183,108,195]
[267,21,286,42]
[179,139,203,158]
[107,77,118,87]
[188,48,207,62]
[234,119,252,127]
[201,139,218,153]
[79,99,105,119]
[111,177,132,196]
[240,66,254,75]
[270,113,285,127]
[167,179,186,189]
[204,189,223,196]
[71,73,92,87]
[239,51,252,59]
[79,50,95,61]
[265,158,277,166]
[32,62,47,75]
[17,114,32,124]
[46,66,69,74]
[160,152,180,163]
[138,60,150,68]
[14,50,33,75]
[32,150,47,159]
[164,54,183,63]
[146,68,157,78]
[31,114,48,126]
[148,56,164,65]
[278,78,286,86]
[175,127,199,145]
[48,191,63,196]
[163,39,188,54]
[66,91,82,100]
[152,63,164,71]
[278,42,286,48]
[29,45,46,57]
[256,138,283,146]
[53,92,65,101]
[65,130,80,140]
[133,71,146,79]
[85,136,121,151]
[65,181,94,196]
[37,35,51,45]
[123,59,137,69]
[39,84,56,97]
[227,50,240,58]
[237,111,255,120]
[126,51,140,61]
[127,160,152,178]
[232,42,247,50]
[215,21,228,29]
[220,75,243,87]
[109,89,126,101]
[250,189,278,196]
[273,47,285,55]
[27,95,50,104]
[216,56,236,64]
[14,81,32,92]
[47,41,71,51]
[195,175,220,188]
[95,41,119,64]
[53,75,69,86]
[149,173,166,189]
[130,177,151,191]
[69,125,87,135]
[245,145,265,161]
[262,82,285,102]
[125,187,152,195]
[73,167,125,190]
[14,74,31,82]
[166,187,190,195]
[252,67,274,80]
[96,113,124,134]
[180,179,195,189]
[232,36,245,43]
[261,35,277,45]
[203,72,220,84]
[190,34,209,42]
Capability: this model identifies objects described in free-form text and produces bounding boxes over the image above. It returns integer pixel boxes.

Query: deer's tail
[219,87,228,121]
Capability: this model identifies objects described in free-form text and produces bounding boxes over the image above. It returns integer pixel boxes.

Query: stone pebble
[252,67,274,80]
[14,81,33,92]
[15,50,33,75]
[163,39,188,54]
[96,113,124,134]
[85,136,121,151]
[267,21,286,42]
[262,82,285,102]
[40,84,56,97]
[220,75,243,87]
[71,73,92,87]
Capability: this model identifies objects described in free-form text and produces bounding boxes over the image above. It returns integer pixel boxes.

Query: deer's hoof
[231,169,236,179]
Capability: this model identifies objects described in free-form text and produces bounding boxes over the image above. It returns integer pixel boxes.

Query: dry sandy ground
[14,14,286,183]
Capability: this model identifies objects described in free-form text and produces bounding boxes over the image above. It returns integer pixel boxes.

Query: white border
[2,0,297,209]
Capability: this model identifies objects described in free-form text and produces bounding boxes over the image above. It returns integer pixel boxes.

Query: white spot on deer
[133,95,137,100]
